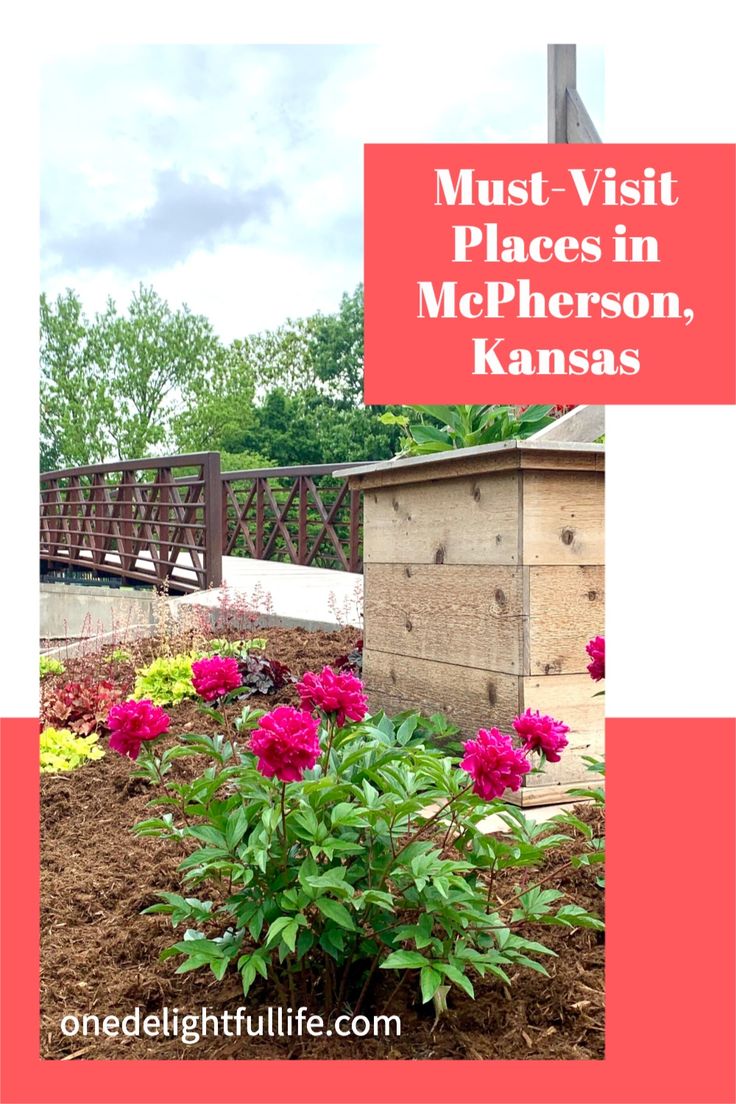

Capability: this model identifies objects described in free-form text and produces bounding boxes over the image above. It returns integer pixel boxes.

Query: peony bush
[191,655,243,702]
[117,666,604,1016]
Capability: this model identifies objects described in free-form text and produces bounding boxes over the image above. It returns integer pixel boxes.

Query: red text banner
[364,144,735,405]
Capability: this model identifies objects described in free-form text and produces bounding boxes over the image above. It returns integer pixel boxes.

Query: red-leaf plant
[41,678,124,736]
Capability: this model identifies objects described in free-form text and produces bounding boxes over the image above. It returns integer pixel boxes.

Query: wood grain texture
[363,471,520,566]
[349,450,519,490]
[522,470,604,565]
[548,43,576,142]
[364,650,521,735]
[528,404,604,444]
[528,565,605,674]
[364,563,524,673]
[518,450,603,471]
[521,673,605,788]
[506,779,605,807]
[350,448,602,492]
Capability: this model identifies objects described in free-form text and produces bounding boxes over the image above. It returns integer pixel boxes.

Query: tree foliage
[40,282,401,473]
[41,286,225,468]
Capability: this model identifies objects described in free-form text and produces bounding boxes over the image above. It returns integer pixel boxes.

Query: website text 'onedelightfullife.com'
[60,1005,401,1046]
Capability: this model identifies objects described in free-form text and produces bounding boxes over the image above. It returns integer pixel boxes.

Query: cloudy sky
[41,44,603,340]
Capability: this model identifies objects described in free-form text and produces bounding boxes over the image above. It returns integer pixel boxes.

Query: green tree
[246,285,364,406]
[221,386,400,468]
[40,285,227,469]
[233,284,401,466]
[308,284,364,404]
[245,389,324,467]
[172,342,256,454]
[246,319,313,398]
[93,285,226,460]
[40,281,401,473]
[40,289,115,468]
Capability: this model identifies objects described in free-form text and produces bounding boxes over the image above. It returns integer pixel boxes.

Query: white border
[2,3,735,716]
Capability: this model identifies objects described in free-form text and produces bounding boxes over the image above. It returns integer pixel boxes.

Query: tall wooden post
[548,44,601,144]
[203,451,223,589]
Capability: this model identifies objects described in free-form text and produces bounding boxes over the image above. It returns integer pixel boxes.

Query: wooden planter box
[344,441,604,806]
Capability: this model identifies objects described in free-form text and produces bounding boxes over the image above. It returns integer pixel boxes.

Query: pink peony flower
[191,655,242,701]
[107,698,170,760]
[460,727,530,801]
[586,636,605,682]
[250,705,321,783]
[296,666,368,727]
[513,708,570,763]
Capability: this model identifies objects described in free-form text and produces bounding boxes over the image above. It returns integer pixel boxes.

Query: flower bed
[40,626,604,1061]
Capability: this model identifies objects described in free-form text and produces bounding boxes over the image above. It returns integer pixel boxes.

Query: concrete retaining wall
[40,583,158,642]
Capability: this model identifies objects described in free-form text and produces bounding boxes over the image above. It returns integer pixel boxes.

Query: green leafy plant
[40,656,65,679]
[40,727,105,773]
[132,654,201,706]
[380,405,554,456]
[565,757,606,889]
[133,693,603,1019]
[109,648,133,664]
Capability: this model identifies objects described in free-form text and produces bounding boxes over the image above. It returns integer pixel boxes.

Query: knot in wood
[561,527,575,546]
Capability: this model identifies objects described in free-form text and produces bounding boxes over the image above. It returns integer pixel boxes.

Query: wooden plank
[364,471,520,566]
[506,778,605,807]
[202,453,223,589]
[522,469,604,565]
[350,449,521,490]
[350,447,601,492]
[548,45,601,145]
[364,563,524,673]
[518,450,603,472]
[566,88,601,143]
[528,565,605,674]
[528,404,604,444]
[548,44,576,142]
[521,673,604,788]
[365,650,521,736]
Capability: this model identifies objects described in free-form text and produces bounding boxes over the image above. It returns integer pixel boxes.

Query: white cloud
[41,43,603,335]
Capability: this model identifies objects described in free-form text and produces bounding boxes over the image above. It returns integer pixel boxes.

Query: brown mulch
[40,627,604,1061]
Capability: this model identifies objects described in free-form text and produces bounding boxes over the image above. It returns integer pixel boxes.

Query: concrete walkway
[174,555,363,632]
